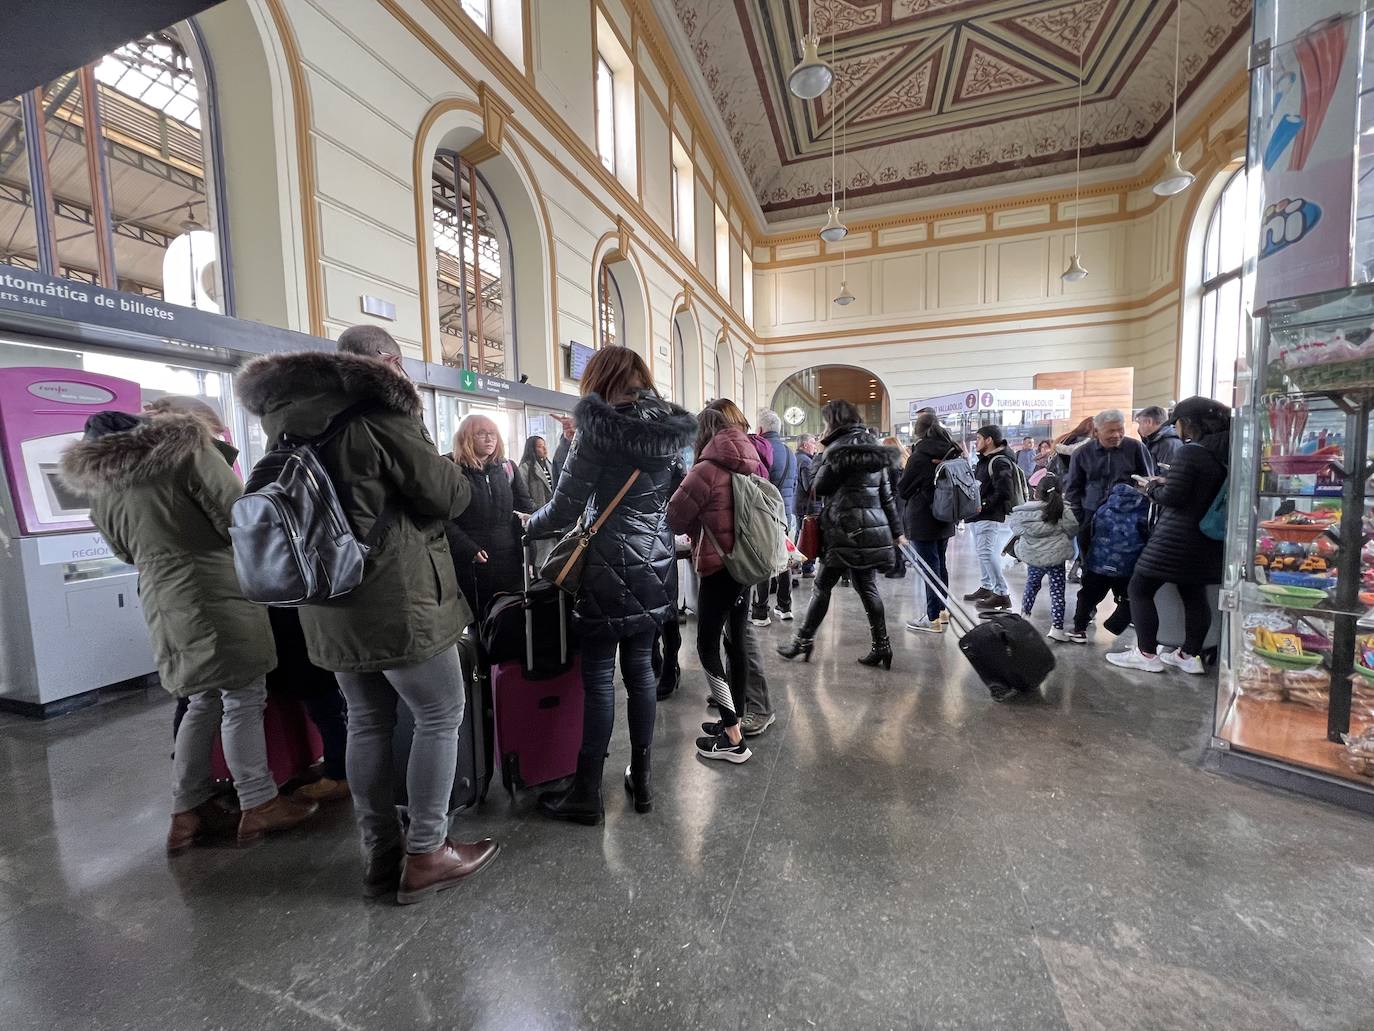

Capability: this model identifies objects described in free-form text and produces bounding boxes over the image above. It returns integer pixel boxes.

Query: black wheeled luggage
[902,542,1055,701]
[392,630,493,812]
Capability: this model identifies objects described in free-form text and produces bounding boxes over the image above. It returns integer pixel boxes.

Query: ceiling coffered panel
[667,0,1250,222]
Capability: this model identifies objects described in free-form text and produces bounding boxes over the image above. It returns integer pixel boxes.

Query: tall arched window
[1197,168,1246,404]
[596,258,623,349]
[0,25,228,308]
[432,151,515,377]
[672,315,686,403]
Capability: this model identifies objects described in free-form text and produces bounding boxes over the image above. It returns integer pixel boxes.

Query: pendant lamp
[1152,0,1194,197]
[833,40,854,305]
[1062,45,1088,283]
[788,0,833,100]
[817,12,846,243]
[833,279,855,306]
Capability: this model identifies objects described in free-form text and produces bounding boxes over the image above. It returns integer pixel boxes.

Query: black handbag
[539,470,640,593]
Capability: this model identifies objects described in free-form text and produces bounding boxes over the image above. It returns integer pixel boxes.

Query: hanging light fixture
[833,46,855,305]
[788,0,833,100]
[1062,45,1089,283]
[818,11,847,243]
[1152,0,1195,197]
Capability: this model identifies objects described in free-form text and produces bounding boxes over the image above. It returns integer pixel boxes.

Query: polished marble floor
[2,537,1372,1030]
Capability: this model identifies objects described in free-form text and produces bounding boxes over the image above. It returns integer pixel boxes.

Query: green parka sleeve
[185,444,244,543]
[370,411,472,520]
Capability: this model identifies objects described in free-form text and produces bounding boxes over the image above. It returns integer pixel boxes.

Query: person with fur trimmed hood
[778,400,904,670]
[526,347,695,825]
[61,406,319,855]
[236,325,499,906]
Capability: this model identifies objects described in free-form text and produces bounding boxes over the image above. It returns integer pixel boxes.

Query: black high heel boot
[858,637,893,669]
[623,746,652,813]
[777,634,815,662]
[538,753,604,825]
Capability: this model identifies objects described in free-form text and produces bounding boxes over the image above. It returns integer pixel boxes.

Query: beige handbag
[540,470,640,593]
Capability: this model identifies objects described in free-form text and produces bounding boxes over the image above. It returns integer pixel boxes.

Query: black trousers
[800,564,885,641]
[1130,575,1212,656]
[752,572,793,618]
[696,569,749,728]
[1072,570,1131,634]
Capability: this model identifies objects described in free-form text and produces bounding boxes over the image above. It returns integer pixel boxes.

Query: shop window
[0,27,226,308]
[714,205,729,298]
[672,137,694,257]
[1196,167,1247,404]
[597,258,623,350]
[432,150,515,378]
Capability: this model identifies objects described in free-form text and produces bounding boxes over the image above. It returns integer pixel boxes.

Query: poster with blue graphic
[1254,1,1361,307]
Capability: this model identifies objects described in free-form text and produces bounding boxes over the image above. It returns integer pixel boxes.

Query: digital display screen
[567,341,595,381]
[40,465,87,515]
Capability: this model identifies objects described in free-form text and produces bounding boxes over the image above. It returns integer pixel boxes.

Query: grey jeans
[727,620,772,717]
[172,677,275,814]
[335,645,464,856]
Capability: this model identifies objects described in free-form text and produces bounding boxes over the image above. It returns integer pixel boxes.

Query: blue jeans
[583,631,657,759]
[911,538,948,621]
[970,520,1012,595]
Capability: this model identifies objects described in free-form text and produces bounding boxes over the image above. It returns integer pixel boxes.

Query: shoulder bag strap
[588,469,640,535]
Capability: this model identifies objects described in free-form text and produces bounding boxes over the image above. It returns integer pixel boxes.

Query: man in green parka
[236,326,500,905]
[61,408,319,853]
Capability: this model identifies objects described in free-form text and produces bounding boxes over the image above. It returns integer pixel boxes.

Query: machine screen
[39,464,87,515]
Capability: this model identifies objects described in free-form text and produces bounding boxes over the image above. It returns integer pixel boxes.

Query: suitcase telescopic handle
[522,534,569,667]
[900,540,976,637]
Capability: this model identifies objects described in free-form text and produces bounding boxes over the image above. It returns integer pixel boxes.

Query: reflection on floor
[1219,695,1373,783]
[2,534,1373,1029]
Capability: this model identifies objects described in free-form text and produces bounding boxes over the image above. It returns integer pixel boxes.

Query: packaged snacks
[1237,661,1286,702]
[1283,668,1330,710]
[1341,726,1374,777]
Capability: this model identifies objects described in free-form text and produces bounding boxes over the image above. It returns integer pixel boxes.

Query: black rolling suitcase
[902,542,1055,701]
[392,630,493,812]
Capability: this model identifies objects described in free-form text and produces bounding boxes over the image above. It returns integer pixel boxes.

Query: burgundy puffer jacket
[668,427,765,578]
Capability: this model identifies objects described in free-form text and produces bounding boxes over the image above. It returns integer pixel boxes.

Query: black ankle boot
[858,628,893,670]
[656,664,680,701]
[538,753,604,825]
[623,746,652,813]
[777,634,815,662]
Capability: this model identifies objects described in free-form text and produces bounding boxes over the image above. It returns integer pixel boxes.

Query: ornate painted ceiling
[666,0,1251,222]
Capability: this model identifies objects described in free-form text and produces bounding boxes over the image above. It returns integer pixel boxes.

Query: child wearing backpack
[1009,474,1079,641]
[667,400,769,765]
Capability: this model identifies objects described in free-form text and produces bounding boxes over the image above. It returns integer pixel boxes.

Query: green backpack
[703,473,790,586]
[1200,479,1228,541]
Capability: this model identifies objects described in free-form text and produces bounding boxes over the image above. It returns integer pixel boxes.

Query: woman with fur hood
[61,407,318,854]
[526,347,695,825]
[778,400,905,669]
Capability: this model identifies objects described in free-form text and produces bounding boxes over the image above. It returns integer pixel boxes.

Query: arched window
[672,315,686,404]
[596,259,623,349]
[1197,168,1246,404]
[432,151,515,377]
[0,25,228,308]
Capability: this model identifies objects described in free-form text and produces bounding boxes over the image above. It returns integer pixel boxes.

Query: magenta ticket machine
[0,368,156,714]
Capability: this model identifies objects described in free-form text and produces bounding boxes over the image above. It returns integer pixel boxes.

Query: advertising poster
[1255,5,1362,306]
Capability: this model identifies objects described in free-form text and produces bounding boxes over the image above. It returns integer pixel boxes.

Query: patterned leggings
[1023,563,1067,629]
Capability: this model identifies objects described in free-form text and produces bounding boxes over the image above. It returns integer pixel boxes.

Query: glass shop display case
[1214,284,1374,788]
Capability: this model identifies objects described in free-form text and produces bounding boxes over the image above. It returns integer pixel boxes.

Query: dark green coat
[236,350,472,673]
[60,414,276,697]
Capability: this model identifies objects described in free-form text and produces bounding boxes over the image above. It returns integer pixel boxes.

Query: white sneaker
[1105,646,1165,673]
[775,608,794,622]
[1047,627,1072,643]
[906,617,944,634]
[1158,648,1205,675]
[750,616,771,628]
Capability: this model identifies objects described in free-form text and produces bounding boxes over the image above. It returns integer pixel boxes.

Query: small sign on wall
[361,295,397,321]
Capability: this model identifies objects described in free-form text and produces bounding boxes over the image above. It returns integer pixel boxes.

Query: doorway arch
[771,364,891,438]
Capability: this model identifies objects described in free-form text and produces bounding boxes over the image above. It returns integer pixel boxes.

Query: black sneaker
[696,732,752,763]
[701,720,723,736]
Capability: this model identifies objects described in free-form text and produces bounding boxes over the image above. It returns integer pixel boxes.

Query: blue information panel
[567,340,595,381]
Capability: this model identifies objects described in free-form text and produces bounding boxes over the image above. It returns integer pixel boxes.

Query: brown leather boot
[166,800,239,855]
[236,794,319,847]
[396,838,500,905]
[294,777,351,804]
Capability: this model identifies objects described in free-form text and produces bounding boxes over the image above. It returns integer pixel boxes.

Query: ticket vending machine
[0,367,156,715]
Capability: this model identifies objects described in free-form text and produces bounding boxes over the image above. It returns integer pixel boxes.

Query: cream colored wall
[215,0,753,404]
[754,63,1250,421]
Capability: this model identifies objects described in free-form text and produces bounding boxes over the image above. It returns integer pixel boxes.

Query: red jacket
[668,427,765,577]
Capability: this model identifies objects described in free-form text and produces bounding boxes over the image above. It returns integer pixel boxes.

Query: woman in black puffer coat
[526,348,694,825]
[445,415,535,621]
[1107,396,1229,676]
[779,400,903,669]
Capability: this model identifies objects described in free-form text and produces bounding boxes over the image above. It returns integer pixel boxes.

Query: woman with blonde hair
[444,413,535,620]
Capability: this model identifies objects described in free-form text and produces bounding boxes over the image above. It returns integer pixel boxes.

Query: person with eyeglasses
[444,414,536,621]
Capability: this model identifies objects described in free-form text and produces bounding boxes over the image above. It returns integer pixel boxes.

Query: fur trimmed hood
[573,392,695,461]
[61,413,212,493]
[236,350,421,418]
[821,427,890,475]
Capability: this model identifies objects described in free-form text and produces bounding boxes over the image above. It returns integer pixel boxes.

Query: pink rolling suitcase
[211,696,322,787]
[491,540,584,794]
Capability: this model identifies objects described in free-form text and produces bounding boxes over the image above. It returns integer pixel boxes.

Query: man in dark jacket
[752,408,798,624]
[794,434,821,577]
[237,325,499,905]
[1136,405,1184,469]
[964,425,1020,611]
[1063,408,1154,641]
